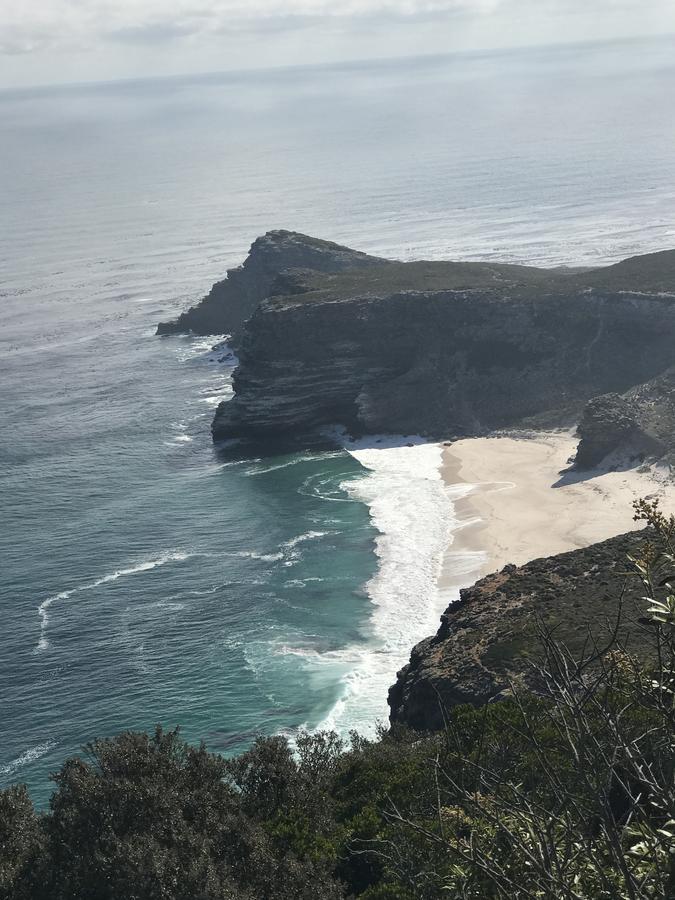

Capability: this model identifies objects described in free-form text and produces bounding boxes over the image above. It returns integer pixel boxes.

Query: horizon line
[2,30,674,96]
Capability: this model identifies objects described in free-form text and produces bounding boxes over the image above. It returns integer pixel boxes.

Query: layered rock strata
[211,253,675,441]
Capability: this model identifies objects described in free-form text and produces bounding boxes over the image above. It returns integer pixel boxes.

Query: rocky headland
[156,230,383,340]
[158,231,675,459]
[575,365,675,469]
[388,529,655,730]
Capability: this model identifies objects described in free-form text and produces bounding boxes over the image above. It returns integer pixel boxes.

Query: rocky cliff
[575,366,675,469]
[156,230,383,339]
[210,243,675,442]
[388,530,654,731]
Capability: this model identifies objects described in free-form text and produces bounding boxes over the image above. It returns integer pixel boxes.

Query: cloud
[0,1,504,54]
[107,21,199,45]
[0,0,672,56]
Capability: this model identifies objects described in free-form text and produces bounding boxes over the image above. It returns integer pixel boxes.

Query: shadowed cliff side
[388,529,654,731]
[575,365,675,470]
[211,247,675,442]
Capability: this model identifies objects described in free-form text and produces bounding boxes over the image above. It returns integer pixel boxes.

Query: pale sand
[440,430,675,589]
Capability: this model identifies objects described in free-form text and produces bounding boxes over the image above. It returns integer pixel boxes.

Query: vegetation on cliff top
[2,503,674,899]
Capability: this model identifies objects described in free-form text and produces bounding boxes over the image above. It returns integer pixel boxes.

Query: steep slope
[212,253,675,441]
[156,230,384,339]
[388,530,654,731]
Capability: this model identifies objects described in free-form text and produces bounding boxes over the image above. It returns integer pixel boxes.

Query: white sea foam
[243,456,315,476]
[198,395,227,407]
[243,452,342,477]
[302,435,484,737]
[166,419,195,444]
[298,472,361,503]
[35,552,190,653]
[0,740,57,779]
[276,644,322,658]
[281,531,335,567]
[233,531,333,567]
[175,335,239,367]
[233,550,285,563]
[282,531,332,551]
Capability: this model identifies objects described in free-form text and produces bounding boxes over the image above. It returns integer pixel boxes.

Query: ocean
[2,36,675,804]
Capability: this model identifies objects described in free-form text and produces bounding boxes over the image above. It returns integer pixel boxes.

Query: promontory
[158,230,675,467]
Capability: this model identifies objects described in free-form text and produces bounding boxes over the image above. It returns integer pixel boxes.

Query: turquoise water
[1,320,378,804]
[2,37,675,804]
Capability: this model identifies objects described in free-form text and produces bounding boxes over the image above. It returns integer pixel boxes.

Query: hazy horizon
[3,0,675,89]
[2,29,674,96]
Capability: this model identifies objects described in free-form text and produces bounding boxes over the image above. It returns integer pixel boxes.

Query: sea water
[2,36,675,804]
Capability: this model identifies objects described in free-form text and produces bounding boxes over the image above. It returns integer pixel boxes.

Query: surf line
[35,552,190,653]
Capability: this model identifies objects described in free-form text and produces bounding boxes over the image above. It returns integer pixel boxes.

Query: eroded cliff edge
[388,530,654,731]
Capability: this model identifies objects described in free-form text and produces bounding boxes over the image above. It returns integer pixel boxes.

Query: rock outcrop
[156,230,384,340]
[210,244,675,442]
[575,367,675,469]
[388,530,654,731]
[574,394,643,469]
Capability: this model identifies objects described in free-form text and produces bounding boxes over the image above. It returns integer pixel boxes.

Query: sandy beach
[440,430,675,589]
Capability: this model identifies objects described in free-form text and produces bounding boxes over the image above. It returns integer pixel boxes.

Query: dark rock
[156,230,384,340]
[211,245,675,441]
[575,393,641,468]
[388,530,655,731]
[575,367,675,469]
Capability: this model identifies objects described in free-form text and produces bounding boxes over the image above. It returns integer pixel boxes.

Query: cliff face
[212,257,675,441]
[156,230,383,339]
[388,530,653,731]
[575,366,675,469]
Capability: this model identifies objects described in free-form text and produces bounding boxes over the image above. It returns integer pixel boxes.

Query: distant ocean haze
[2,36,675,803]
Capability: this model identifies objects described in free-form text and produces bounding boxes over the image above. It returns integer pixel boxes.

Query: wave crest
[35,552,190,653]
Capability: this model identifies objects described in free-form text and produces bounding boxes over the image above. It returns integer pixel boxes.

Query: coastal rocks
[156,230,384,340]
[211,251,675,441]
[574,393,641,468]
[388,530,653,731]
[629,366,675,467]
[575,366,675,470]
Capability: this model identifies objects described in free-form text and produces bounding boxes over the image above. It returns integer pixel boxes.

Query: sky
[1,0,674,88]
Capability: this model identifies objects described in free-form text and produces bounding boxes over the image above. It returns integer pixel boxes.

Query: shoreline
[440,430,675,591]
[318,435,462,736]
[314,430,675,737]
